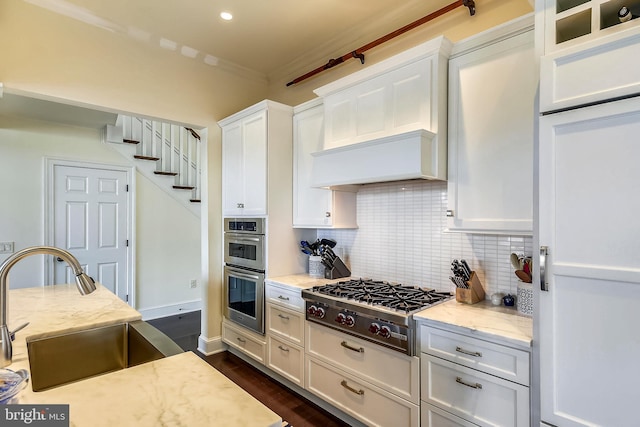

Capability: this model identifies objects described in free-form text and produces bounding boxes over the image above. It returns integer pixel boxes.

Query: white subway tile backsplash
[317,180,533,298]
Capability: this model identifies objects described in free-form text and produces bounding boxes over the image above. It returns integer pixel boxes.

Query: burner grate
[311,279,451,312]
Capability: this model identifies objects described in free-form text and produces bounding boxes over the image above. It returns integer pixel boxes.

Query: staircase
[104,115,202,217]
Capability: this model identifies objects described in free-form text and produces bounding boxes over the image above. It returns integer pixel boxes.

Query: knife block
[324,257,351,280]
[455,272,485,304]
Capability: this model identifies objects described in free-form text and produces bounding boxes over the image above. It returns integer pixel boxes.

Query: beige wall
[0,0,271,339]
[266,0,534,106]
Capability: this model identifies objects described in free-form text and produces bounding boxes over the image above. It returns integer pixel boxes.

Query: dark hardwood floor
[202,351,350,427]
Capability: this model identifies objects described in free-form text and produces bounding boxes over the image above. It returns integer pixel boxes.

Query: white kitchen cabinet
[292,98,357,228]
[420,324,530,427]
[306,357,419,427]
[265,282,305,387]
[305,321,420,427]
[538,1,640,112]
[219,100,293,217]
[538,96,640,427]
[540,0,640,53]
[313,36,451,178]
[222,318,266,364]
[421,402,479,427]
[446,15,536,234]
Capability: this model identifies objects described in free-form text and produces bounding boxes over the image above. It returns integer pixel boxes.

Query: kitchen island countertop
[414,299,533,350]
[7,284,281,427]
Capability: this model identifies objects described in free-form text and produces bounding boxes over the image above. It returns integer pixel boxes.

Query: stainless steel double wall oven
[223,218,266,334]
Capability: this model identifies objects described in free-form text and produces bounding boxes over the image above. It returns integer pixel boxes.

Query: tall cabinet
[446,15,536,234]
[536,1,640,426]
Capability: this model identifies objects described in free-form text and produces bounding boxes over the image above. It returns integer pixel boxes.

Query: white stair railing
[108,114,202,206]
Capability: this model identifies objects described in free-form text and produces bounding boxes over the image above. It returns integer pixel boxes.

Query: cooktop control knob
[335,312,346,324]
[369,323,380,334]
[315,307,326,319]
[307,305,317,316]
[345,315,355,327]
[379,325,391,339]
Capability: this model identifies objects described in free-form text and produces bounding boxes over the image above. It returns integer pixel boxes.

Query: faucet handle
[9,323,29,341]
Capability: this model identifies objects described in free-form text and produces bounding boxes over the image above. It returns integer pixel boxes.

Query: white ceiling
[24,0,461,78]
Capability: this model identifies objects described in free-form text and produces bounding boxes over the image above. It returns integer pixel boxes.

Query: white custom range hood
[311,129,442,187]
[310,36,451,188]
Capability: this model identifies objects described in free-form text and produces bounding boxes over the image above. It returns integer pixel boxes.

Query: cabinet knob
[325,211,331,217]
[237,203,245,209]
[446,209,454,217]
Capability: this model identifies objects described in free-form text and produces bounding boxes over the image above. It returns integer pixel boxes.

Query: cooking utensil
[320,238,337,248]
[515,270,532,283]
[510,253,522,270]
[460,259,472,281]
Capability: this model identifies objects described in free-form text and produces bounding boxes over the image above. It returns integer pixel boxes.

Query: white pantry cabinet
[292,99,357,228]
[219,100,293,217]
[538,0,640,112]
[538,95,640,427]
[446,15,536,234]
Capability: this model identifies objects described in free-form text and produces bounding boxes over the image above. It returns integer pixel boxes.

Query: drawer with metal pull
[421,355,529,427]
[265,283,305,312]
[306,321,419,403]
[420,325,529,386]
[306,356,419,427]
[266,303,304,346]
[267,335,304,387]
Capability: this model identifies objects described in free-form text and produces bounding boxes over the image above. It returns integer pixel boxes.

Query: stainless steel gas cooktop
[302,278,452,355]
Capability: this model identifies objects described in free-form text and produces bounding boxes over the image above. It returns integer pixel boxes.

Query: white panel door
[538,96,640,426]
[447,30,535,234]
[53,164,130,302]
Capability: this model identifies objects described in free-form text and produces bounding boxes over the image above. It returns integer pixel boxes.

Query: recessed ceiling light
[220,11,233,21]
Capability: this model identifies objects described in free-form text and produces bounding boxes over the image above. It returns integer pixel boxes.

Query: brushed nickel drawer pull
[456,376,483,389]
[277,345,289,352]
[236,337,246,344]
[277,295,290,301]
[341,341,364,353]
[456,346,482,357]
[277,314,290,320]
[340,380,364,396]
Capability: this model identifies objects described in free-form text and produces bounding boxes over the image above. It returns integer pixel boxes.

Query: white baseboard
[138,299,202,320]
[198,334,226,355]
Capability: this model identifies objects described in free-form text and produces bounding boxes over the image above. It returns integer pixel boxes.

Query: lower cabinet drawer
[420,325,530,386]
[306,322,419,403]
[266,304,304,346]
[267,336,304,387]
[421,402,479,427]
[421,355,529,427]
[306,357,419,427]
[222,320,266,364]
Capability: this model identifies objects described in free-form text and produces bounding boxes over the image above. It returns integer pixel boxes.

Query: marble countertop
[414,299,533,350]
[266,273,341,290]
[7,284,281,427]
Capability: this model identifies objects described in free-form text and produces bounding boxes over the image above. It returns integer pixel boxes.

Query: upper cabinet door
[446,24,536,235]
[292,100,357,228]
[221,109,268,217]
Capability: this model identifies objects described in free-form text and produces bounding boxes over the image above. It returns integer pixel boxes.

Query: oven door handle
[227,236,262,243]
[227,269,262,281]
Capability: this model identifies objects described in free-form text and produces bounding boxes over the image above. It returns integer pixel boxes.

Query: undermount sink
[27,320,184,391]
